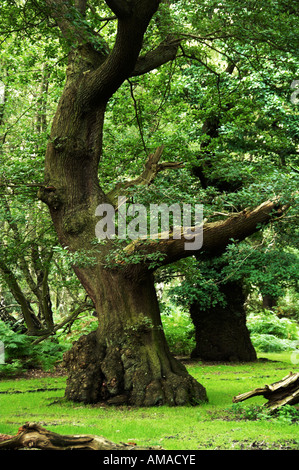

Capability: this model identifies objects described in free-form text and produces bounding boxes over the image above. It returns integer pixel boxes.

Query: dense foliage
[0,0,298,375]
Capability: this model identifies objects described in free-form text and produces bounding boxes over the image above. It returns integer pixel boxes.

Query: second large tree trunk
[190,280,257,362]
[63,270,207,406]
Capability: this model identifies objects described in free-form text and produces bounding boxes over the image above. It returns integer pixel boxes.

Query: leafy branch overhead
[107,145,184,204]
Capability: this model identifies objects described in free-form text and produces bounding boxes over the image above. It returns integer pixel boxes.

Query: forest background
[0,0,298,450]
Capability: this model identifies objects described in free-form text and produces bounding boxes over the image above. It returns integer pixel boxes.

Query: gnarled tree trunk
[63,270,206,406]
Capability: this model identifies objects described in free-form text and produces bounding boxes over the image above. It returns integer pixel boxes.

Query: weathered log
[233,372,299,410]
[0,422,161,450]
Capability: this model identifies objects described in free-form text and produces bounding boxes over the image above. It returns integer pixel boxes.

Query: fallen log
[233,372,299,410]
[0,422,162,450]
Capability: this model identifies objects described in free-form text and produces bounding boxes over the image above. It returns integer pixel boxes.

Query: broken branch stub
[233,372,299,410]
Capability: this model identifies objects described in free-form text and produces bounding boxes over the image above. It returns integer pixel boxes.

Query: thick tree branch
[233,372,299,410]
[43,0,110,69]
[107,146,184,204]
[132,36,181,76]
[44,0,167,111]
[44,0,88,43]
[122,200,288,268]
[105,0,133,18]
[76,0,161,108]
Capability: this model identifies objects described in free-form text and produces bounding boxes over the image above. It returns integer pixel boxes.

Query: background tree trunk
[0,260,43,335]
[190,280,257,362]
[262,294,278,310]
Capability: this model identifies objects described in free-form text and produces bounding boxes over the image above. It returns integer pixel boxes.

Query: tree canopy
[0,0,298,406]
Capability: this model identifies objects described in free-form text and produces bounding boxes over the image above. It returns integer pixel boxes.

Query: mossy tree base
[63,329,208,407]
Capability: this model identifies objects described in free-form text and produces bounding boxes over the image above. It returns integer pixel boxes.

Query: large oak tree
[6,0,291,405]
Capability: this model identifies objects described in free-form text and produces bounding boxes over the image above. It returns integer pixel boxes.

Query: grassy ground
[0,352,298,450]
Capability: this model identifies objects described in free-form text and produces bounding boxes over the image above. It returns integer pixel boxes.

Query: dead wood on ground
[0,422,162,450]
[233,372,299,410]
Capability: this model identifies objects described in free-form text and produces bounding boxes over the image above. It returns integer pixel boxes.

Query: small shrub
[274,405,299,424]
[247,312,299,352]
[0,360,24,377]
[160,302,195,356]
[228,403,299,424]
[32,339,68,371]
[0,320,67,376]
[0,320,31,365]
[250,333,298,352]
[247,312,298,339]
[229,403,269,421]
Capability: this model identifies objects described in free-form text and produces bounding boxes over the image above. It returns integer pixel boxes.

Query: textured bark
[190,281,257,362]
[0,422,161,450]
